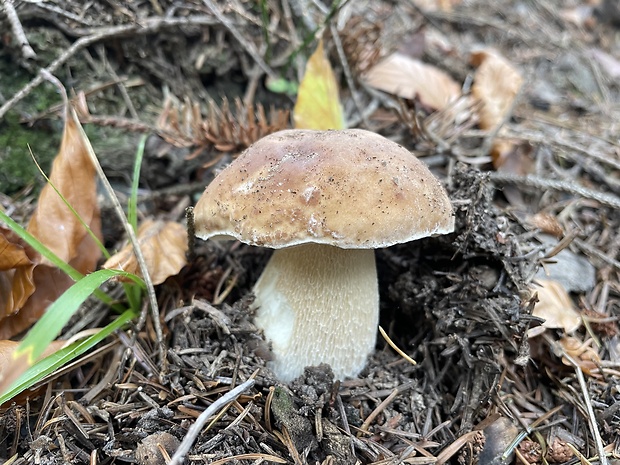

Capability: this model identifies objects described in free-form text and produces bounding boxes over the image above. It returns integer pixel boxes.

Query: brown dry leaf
[531,279,581,334]
[0,107,102,339]
[27,107,102,269]
[103,219,188,285]
[527,213,564,238]
[470,49,523,168]
[363,52,461,112]
[0,339,65,368]
[559,336,601,376]
[412,0,462,11]
[0,227,39,317]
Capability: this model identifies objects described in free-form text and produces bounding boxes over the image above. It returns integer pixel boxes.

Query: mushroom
[194,129,454,382]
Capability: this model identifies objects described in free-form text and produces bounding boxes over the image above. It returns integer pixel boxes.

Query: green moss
[0,114,61,195]
[0,52,63,195]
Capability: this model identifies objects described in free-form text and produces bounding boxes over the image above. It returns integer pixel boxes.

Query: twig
[574,238,620,272]
[2,0,36,59]
[201,0,277,80]
[169,378,256,465]
[329,23,369,127]
[0,15,218,120]
[38,70,166,375]
[489,172,620,210]
[359,388,399,433]
[562,351,610,465]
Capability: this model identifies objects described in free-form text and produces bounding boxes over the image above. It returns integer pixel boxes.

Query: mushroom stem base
[252,243,378,382]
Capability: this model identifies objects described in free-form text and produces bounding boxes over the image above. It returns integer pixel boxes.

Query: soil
[0,1,619,465]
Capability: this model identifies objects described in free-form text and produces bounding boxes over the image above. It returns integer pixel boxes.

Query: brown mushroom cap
[194,129,454,249]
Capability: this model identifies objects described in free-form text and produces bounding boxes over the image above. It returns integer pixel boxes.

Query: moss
[0,114,61,195]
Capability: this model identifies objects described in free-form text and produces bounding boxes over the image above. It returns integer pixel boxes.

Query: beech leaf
[294,39,345,130]
[471,49,523,168]
[363,52,461,111]
[103,220,188,285]
[0,227,39,317]
[0,106,102,339]
[27,107,102,269]
[531,279,582,334]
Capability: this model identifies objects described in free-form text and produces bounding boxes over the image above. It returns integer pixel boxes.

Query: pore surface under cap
[194,129,454,249]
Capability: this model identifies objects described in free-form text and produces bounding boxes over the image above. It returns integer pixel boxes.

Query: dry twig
[2,0,36,59]
[489,172,620,210]
[169,378,257,465]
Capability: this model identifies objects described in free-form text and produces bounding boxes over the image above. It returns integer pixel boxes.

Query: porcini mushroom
[194,129,454,382]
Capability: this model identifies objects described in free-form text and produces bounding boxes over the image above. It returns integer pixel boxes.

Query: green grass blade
[128,135,147,232]
[14,268,142,365]
[0,308,136,404]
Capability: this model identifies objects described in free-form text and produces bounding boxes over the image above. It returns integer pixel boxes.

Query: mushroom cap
[194,129,454,249]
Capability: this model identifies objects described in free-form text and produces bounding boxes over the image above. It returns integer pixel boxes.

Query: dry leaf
[27,108,102,269]
[470,49,523,168]
[0,106,102,339]
[527,213,564,238]
[0,227,39,317]
[0,339,65,368]
[363,52,461,112]
[294,39,345,130]
[412,0,462,12]
[559,336,600,376]
[103,219,188,285]
[470,49,523,123]
[531,279,581,334]
[0,339,66,403]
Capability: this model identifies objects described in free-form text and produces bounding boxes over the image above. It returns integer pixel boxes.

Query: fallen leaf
[526,213,564,238]
[103,219,188,285]
[0,227,39,317]
[0,339,65,368]
[412,0,462,11]
[531,279,581,334]
[363,52,461,112]
[0,338,66,403]
[471,49,524,169]
[294,39,345,130]
[27,107,102,269]
[559,336,600,376]
[0,106,102,339]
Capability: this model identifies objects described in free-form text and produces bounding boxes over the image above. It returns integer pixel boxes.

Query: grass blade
[0,308,136,404]
[0,268,142,394]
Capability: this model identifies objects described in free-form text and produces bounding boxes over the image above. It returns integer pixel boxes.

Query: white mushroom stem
[252,243,379,382]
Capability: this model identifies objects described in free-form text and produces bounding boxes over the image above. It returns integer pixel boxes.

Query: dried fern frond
[157,97,290,155]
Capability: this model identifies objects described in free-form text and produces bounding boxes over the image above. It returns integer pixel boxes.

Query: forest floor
[0,0,619,464]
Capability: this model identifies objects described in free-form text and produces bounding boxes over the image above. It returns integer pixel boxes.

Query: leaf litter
[0,0,619,464]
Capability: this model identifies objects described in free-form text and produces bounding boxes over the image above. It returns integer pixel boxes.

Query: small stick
[359,388,399,433]
[2,0,36,59]
[562,350,610,465]
[329,23,369,128]
[489,172,620,210]
[39,70,166,374]
[168,379,256,465]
